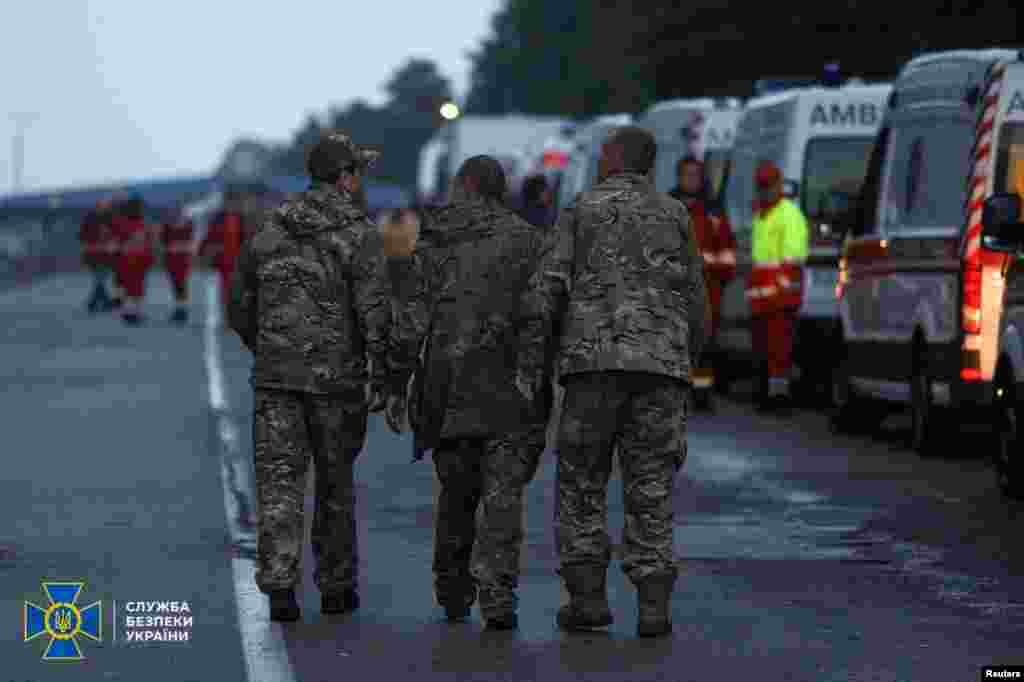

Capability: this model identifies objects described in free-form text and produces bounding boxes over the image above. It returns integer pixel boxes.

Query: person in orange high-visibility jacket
[669,156,736,408]
[161,207,195,325]
[113,196,156,326]
[200,205,244,311]
[746,161,809,411]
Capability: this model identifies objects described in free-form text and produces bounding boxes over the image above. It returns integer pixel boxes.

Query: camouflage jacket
[519,172,708,384]
[389,197,551,446]
[228,182,410,397]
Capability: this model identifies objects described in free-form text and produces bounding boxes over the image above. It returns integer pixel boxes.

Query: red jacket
[687,198,737,284]
[114,216,155,270]
[162,221,194,256]
[80,211,116,266]
[200,211,243,272]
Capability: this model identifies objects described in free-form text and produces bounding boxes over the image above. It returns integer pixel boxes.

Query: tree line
[221,2,1022,190]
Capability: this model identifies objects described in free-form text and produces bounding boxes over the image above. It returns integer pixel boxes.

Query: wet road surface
[1,271,1022,681]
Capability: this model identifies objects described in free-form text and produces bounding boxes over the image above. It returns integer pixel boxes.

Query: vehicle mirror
[981,193,1024,254]
[783,180,799,199]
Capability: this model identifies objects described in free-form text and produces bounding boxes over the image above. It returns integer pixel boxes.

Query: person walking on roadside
[745,160,809,412]
[669,156,737,409]
[161,206,195,325]
[518,126,709,637]
[380,156,552,630]
[227,132,410,622]
[79,198,116,313]
[113,196,155,325]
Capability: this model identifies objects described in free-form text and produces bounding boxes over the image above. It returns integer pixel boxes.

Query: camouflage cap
[307,131,382,181]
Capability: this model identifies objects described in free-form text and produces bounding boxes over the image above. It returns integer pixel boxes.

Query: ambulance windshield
[994,124,1024,202]
[801,137,874,234]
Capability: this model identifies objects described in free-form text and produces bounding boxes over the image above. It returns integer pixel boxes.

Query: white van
[638,98,743,203]
[556,114,633,212]
[719,81,892,398]
[833,49,1024,495]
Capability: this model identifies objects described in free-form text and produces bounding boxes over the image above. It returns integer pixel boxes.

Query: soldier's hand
[384,392,407,434]
[381,209,419,258]
[366,382,386,412]
[515,371,537,404]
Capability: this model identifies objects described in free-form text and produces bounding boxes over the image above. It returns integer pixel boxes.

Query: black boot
[484,612,518,631]
[441,582,477,622]
[268,589,300,622]
[122,312,144,326]
[169,308,188,325]
[322,588,359,614]
[636,575,675,637]
[556,566,613,631]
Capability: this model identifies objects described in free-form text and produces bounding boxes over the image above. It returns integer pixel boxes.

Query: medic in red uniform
[200,200,244,311]
[79,198,117,314]
[669,156,737,410]
[161,207,195,325]
[113,196,155,325]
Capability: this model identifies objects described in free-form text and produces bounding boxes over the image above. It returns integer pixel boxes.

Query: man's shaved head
[604,126,658,175]
[456,155,508,201]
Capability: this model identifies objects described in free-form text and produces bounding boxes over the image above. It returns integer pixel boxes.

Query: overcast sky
[0,0,502,195]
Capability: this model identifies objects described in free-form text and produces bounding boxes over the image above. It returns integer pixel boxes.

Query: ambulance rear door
[994,64,1024,395]
[793,87,889,323]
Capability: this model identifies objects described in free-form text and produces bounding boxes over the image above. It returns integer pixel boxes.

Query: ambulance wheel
[994,364,1023,500]
[909,350,946,456]
[829,348,880,434]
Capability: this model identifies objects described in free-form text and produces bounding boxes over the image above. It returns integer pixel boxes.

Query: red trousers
[166,256,191,301]
[751,311,796,378]
[117,255,152,299]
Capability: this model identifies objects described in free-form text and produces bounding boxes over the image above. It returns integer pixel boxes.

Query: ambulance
[718,80,891,398]
[832,49,1024,497]
[638,98,743,203]
[555,114,633,212]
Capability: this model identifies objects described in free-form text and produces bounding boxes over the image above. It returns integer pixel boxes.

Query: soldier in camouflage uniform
[228,132,411,622]
[382,156,551,630]
[518,126,709,637]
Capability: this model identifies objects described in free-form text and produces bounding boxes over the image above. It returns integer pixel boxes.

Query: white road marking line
[203,274,296,682]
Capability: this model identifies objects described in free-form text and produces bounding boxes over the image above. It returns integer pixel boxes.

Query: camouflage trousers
[555,371,688,585]
[431,425,545,618]
[253,388,367,594]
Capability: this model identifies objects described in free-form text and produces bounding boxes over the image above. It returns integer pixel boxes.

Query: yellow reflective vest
[747,198,809,314]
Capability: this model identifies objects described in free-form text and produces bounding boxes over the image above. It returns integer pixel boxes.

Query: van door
[993,108,1024,391]
[719,126,758,358]
[840,126,889,379]
[873,111,971,391]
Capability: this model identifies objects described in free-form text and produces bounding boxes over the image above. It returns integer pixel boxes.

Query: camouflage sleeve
[351,228,414,389]
[517,209,573,378]
[386,248,433,375]
[680,207,709,362]
[227,238,257,349]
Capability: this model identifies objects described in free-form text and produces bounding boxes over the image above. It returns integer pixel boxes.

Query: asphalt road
[1,271,1022,681]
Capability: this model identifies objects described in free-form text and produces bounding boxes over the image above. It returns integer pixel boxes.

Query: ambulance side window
[852,126,889,238]
[899,117,973,230]
[880,126,916,231]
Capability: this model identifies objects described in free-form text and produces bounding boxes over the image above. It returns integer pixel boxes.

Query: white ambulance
[718,80,891,399]
[832,49,1024,497]
[638,98,743,204]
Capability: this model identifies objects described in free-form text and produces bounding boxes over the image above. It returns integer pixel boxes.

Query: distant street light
[10,113,39,193]
[440,102,461,121]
